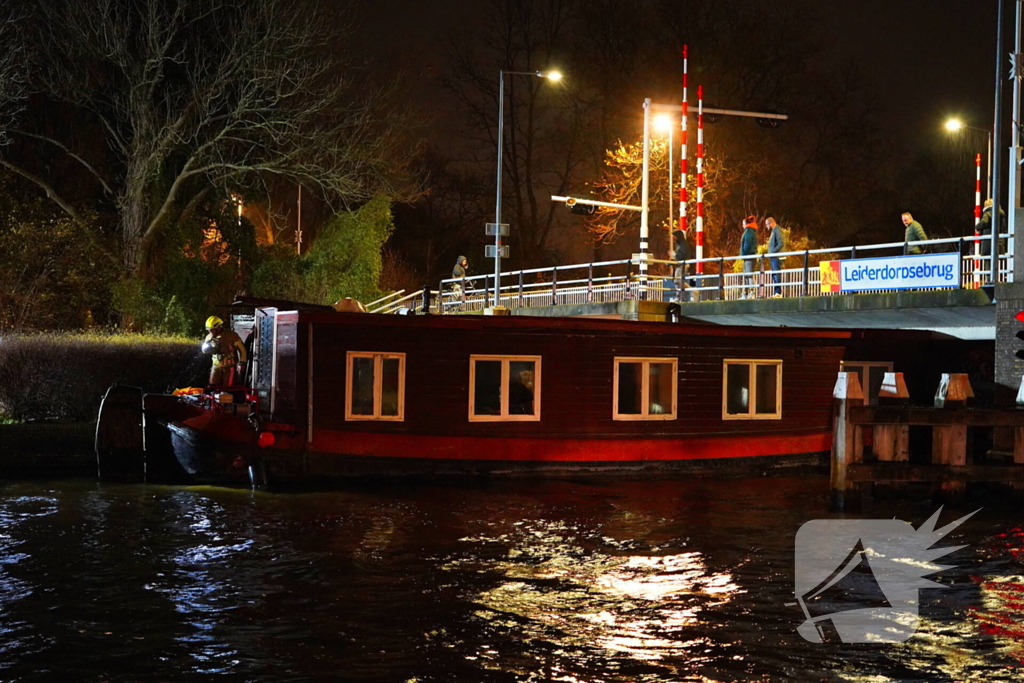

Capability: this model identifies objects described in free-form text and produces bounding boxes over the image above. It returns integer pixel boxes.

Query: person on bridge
[765,217,786,297]
[901,213,928,255]
[976,198,1005,257]
[740,216,758,299]
[201,316,247,387]
[671,228,690,302]
[451,255,474,293]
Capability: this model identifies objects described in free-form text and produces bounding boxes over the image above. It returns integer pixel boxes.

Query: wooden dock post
[933,373,973,501]
[830,371,864,511]
[873,372,910,462]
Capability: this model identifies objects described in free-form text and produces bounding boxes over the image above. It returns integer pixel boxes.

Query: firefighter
[201,316,247,386]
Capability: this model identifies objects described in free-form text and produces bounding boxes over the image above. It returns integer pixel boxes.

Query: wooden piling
[834,370,1024,508]
[933,374,973,501]
[830,371,864,511]
[873,372,910,462]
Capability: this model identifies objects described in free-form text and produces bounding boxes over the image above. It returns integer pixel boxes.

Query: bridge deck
[504,288,995,339]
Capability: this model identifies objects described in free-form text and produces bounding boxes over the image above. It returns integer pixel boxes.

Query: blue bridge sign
[822,253,961,293]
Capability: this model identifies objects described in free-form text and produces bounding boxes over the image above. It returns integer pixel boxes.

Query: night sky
[362,0,1004,149]
[818,0,1000,144]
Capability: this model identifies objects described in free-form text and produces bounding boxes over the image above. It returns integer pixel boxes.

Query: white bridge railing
[373,233,1011,314]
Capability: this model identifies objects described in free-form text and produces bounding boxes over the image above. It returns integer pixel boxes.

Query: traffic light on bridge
[565,197,596,216]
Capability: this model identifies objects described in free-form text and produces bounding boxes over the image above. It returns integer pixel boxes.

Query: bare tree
[0,10,27,147]
[442,0,597,267]
[395,150,494,282]
[0,0,418,279]
[587,137,765,261]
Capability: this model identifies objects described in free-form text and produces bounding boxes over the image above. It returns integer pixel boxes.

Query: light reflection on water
[0,496,59,664]
[452,519,743,679]
[0,477,1022,681]
[152,493,253,673]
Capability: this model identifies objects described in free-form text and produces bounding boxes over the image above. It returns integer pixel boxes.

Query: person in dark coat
[671,228,690,302]
[901,212,928,254]
[451,255,473,292]
[765,217,785,297]
[976,199,1005,257]
[739,216,758,299]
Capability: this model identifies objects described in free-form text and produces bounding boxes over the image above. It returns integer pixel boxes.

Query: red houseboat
[95,300,974,486]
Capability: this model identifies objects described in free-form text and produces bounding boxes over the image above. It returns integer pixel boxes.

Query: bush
[250,195,395,305]
[0,333,208,422]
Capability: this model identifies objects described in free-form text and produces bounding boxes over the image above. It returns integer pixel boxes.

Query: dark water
[1,474,1023,682]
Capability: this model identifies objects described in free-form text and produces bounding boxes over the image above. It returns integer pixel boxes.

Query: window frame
[721,359,783,421]
[345,351,406,421]
[612,356,678,421]
[468,354,542,422]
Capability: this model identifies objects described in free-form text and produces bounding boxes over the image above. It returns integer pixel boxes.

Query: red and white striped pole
[695,85,705,273]
[679,45,688,250]
[975,153,982,226]
[974,152,982,285]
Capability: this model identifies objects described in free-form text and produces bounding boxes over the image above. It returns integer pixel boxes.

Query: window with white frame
[346,352,405,421]
[722,359,782,420]
[840,361,894,406]
[614,357,678,420]
[469,355,541,421]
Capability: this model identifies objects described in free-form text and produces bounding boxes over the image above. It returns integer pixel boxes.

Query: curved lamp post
[493,69,561,308]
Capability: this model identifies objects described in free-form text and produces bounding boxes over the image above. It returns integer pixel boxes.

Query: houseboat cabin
[97,303,981,485]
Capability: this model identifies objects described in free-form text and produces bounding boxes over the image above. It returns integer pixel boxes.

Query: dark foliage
[0,335,206,421]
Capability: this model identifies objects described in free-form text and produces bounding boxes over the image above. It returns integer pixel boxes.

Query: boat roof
[260,307,941,342]
[230,295,336,313]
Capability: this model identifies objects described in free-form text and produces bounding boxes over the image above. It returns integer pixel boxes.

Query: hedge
[0,334,208,422]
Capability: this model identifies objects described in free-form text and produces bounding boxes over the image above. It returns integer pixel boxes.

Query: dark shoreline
[1,422,97,478]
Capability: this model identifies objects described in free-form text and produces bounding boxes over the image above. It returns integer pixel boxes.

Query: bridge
[371,232,1007,338]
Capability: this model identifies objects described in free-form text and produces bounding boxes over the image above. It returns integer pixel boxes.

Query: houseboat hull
[154,416,833,482]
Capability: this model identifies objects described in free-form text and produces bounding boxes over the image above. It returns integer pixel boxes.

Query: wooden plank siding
[299,313,850,441]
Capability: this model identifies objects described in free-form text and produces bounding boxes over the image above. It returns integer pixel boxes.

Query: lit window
[613,357,677,420]
[345,352,405,421]
[722,359,782,420]
[469,355,541,421]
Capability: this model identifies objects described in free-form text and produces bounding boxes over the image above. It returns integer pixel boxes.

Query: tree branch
[10,130,115,195]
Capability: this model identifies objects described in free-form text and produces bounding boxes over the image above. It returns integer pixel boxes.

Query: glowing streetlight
[492,69,563,308]
[945,117,992,198]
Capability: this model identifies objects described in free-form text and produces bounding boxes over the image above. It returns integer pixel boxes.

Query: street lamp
[492,69,562,308]
[945,118,993,198]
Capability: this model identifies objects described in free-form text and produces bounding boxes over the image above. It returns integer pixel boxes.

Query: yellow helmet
[205,316,224,330]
